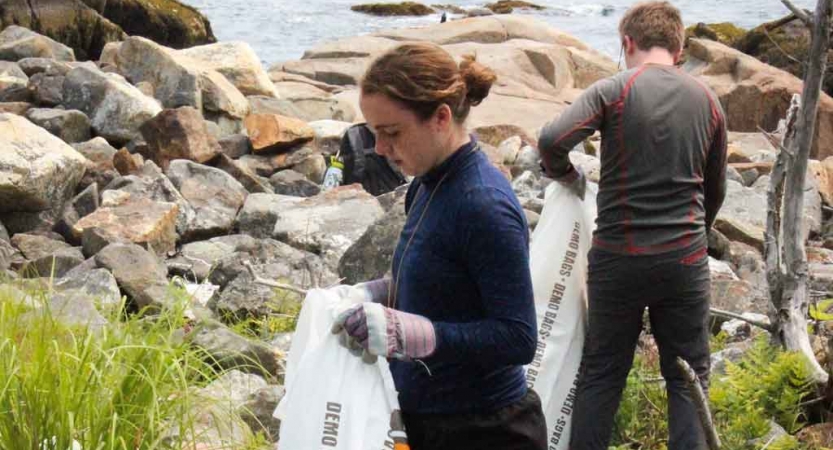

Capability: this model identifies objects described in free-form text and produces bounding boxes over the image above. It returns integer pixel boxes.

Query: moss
[351,2,435,16]
[485,0,545,14]
[685,22,747,47]
[98,0,216,49]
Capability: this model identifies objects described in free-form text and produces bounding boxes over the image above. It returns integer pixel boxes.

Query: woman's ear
[433,103,453,131]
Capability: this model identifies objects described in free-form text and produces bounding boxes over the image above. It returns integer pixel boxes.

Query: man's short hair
[619,1,684,54]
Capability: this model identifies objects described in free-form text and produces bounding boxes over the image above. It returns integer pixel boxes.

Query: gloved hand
[331,303,436,364]
[555,165,586,201]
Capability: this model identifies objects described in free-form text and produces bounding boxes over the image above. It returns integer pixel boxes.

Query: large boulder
[25,108,91,143]
[243,113,315,153]
[114,37,250,119]
[166,160,249,241]
[272,185,385,270]
[176,42,278,97]
[236,193,303,239]
[685,38,833,160]
[139,106,221,170]
[351,2,435,16]
[87,0,216,50]
[248,95,356,122]
[0,24,75,61]
[0,113,87,214]
[190,319,282,378]
[0,61,29,102]
[48,268,121,328]
[28,68,67,106]
[62,65,162,145]
[72,196,179,255]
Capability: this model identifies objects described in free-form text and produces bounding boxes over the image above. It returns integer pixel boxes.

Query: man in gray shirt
[538,2,727,449]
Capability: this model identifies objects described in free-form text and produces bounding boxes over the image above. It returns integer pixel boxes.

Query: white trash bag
[274,286,408,450]
[526,182,597,449]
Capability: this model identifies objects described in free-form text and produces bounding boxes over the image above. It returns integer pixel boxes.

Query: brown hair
[618,1,684,54]
[361,42,497,123]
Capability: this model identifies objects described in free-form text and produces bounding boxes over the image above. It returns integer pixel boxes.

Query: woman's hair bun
[459,54,497,107]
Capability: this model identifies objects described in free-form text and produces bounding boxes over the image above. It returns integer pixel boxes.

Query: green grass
[0,282,269,450]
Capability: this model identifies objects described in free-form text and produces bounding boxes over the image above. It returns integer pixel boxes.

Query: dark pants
[403,389,547,450]
[570,246,712,450]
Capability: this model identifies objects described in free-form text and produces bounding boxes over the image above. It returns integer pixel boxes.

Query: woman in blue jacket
[331,42,546,450]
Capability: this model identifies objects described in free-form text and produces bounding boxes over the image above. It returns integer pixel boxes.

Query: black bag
[340,123,407,196]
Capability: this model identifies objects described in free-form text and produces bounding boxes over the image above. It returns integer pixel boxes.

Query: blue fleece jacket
[389,138,537,414]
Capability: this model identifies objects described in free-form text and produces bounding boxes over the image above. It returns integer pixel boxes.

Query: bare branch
[781,0,814,27]
[710,307,774,331]
[244,261,309,296]
[762,26,808,68]
[676,357,721,450]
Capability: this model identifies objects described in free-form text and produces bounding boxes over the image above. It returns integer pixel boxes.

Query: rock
[467,7,494,17]
[685,22,746,47]
[248,95,356,122]
[73,137,117,173]
[199,369,268,411]
[569,152,601,183]
[166,236,240,281]
[62,66,162,145]
[104,161,196,236]
[292,154,327,183]
[0,101,32,115]
[708,228,731,260]
[0,61,29,101]
[0,25,75,61]
[81,226,128,258]
[726,166,744,185]
[711,277,769,316]
[0,239,23,271]
[474,124,536,148]
[25,108,91,143]
[0,221,8,243]
[485,0,545,14]
[199,70,251,120]
[139,106,222,170]
[112,148,143,176]
[43,268,120,328]
[190,319,283,378]
[809,157,833,206]
[17,57,71,76]
[308,120,352,156]
[278,57,368,87]
[27,70,64,106]
[243,113,315,153]
[710,341,751,376]
[219,134,253,159]
[269,170,322,197]
[239,385,283,442]
[213,270,303,320]
[709,257,738,281]
[338,193,405,284]
[115,37,249,120]
[748,421,788,448]
[236,193,303,239]
[56,183,100,242]
[351,2,434,16]
[11,233,71,261]
[212,154,274,194]
[0,113,87,214]
[93,0,216,51]
[21,245,85,278]
[273,185,385,270]
[166,160,249,241]
[739,168,760,187]
[94,242,170,310]
[685,38,833,160]
[176,42,278,97]
[73,197,179,255]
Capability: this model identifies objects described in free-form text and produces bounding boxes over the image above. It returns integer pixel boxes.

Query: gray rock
[28,70,64,106]
[166,160,249,241]
[56,183,100,242]
[726,166,744,184]
[0,240,23,272]
[240,385,283,442]
[739,168,760,187]
[710,342,751,376]
[708,228,731,260]
[218,134,253,159]
[0,210,56,236]
[17,57,72,76]
[212,154,274,194]
[273,185,385,270]
[62,66,162,145]
[467,7,495,16]
[21,246,85,279]
[176,41,279,97]
[167,236,242,281]
[54,267,122,310]
[512,170,543,199]
[292,153,327,183]
[207,237,335,290]
[73,137,119,190]
[339,193,405,284]
[269,170,321,197]
[236,193,303,239]
[377,184,409,212]
[0,100,32,115]
[748,421,788,447]
[711,278,770,317]
[0,221,8,243]
[248,95,355,122]
[95,243,171,311]
[0,26,75,61]
[0,60,27,81]
[140,106,222,171]
[25,108,91,143]
[190,319,283,378]
[0,113,87,214]
[214,270,303,320]
[525,209,540,231]
[81,226,128,258]
[11,233,70,261]
[512,145,542,177]
[497,136,523,166]
[199,369,269,410]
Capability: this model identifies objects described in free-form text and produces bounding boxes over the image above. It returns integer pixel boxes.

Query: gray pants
[570,245,711,450]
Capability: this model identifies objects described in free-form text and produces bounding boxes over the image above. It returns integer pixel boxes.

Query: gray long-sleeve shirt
[539,64,727,255]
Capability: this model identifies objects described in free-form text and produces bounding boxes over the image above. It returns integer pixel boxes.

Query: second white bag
[526,182,597,449]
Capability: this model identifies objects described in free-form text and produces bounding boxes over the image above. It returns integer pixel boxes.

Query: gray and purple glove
[555,164,586,200]
[331,303,436,363]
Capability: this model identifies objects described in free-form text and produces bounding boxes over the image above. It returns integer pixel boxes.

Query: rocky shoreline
[2,9,833,448]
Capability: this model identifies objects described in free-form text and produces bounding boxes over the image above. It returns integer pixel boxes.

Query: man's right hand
[556,165,587,201]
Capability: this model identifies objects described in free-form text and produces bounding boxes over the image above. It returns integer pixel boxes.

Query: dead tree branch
[781,0,814,27]
[677,357,721,450]
[244,261,309,296]
[710,308,774,331]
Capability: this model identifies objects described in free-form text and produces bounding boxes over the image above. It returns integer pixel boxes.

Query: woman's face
[359,92,449,177]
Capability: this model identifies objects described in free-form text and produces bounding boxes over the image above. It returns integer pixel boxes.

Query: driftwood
[765,0,833,385]
[243,261,309,296]
[676,357,721,450]
[780,0,814,27]
[709,307,774,331]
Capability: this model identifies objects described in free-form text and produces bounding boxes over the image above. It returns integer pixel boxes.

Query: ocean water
[187,0,816,65]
